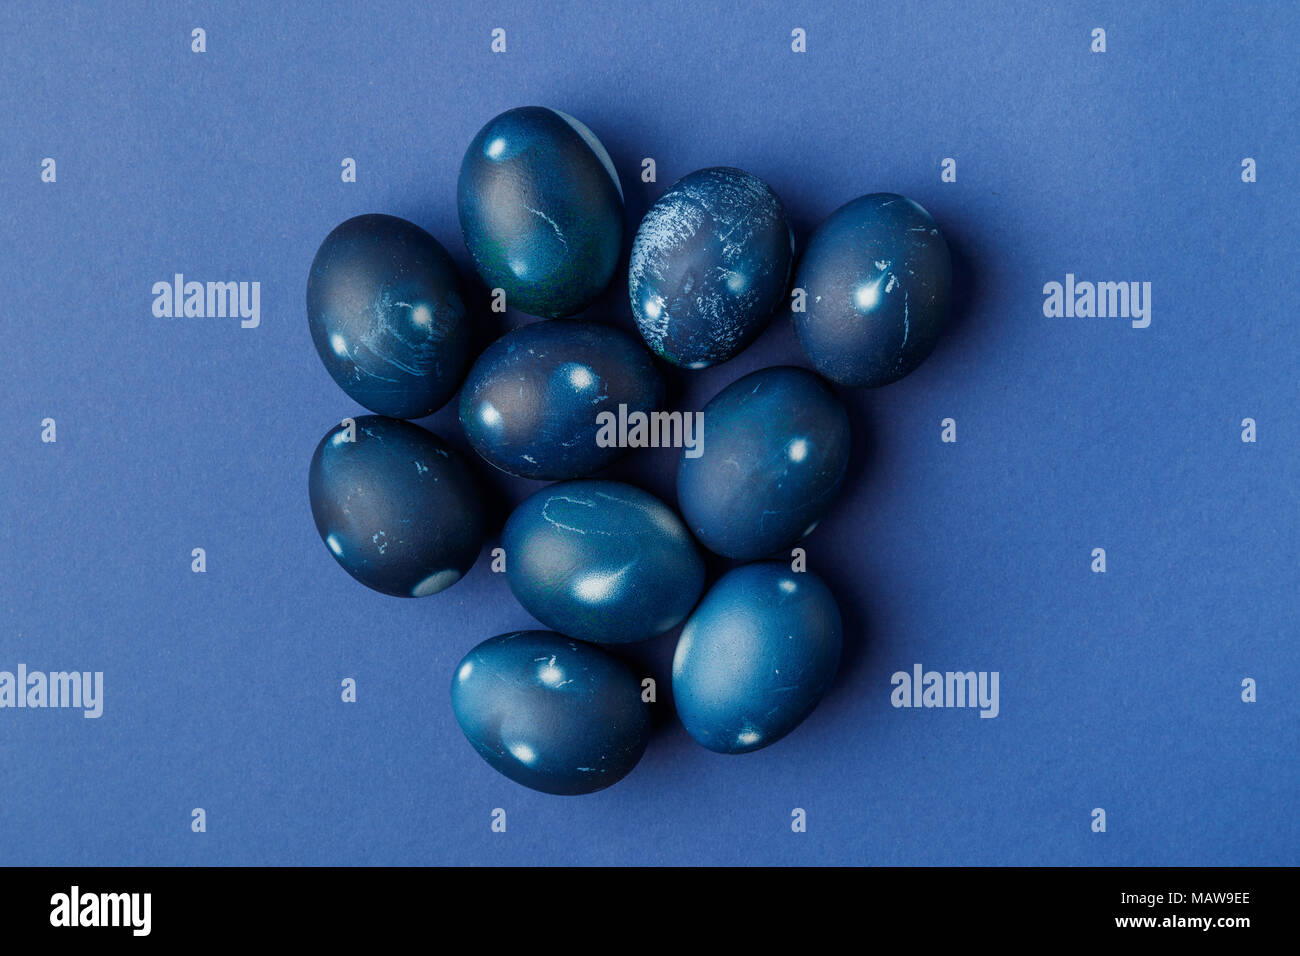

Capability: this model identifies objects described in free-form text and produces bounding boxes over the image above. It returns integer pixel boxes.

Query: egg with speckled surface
[307,214,473,419]
[451,630,652,795]
[308,415,484,598]
[459,319,665,480]
[503,479,705,644]
[677,365,850,560]
[458,106,624,318]
[793,193,952,387]
[629,167,793,369]
[672,562,842,754]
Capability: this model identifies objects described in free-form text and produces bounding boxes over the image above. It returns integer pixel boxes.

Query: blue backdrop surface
[0,0,1296,866]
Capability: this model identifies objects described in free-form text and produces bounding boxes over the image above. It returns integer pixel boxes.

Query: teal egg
[458,107,624,318]
[451,631,651,795]
[503,480,705,643]
[672,563,842,754]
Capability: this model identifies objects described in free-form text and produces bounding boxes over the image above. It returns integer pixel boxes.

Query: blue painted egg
[458,107,624,318]
[451,630,652,794]
[793,193,951,387]
[503,480,705,644]
[629,167,793,368]
[459,319,665,480]
[308,415,484,597]
[307,214,473,418]
[676,366,850,560]
[672,562,842,754]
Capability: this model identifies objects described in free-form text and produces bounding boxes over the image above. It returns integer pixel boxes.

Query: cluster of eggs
[306,106,951,795]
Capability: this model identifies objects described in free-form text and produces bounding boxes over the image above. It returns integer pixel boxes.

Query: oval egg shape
[308,415,484,597]
[504,480,705,644]
[672,562,842,754]
[629,167,793,368]
[451,630,652,795]
[459,319,665,480]
[676,365,850,560]
[793,193,952,387]
[458,106,624,318]
[307,214,473,419]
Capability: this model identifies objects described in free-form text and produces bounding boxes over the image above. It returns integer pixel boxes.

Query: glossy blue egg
[458,107,624,318]
[793,193,951,387]
[307,214,473,418]
[503,480,705,644]
[308,415,484,597]
[672,563,842,754]
[459,319,665,480]
[629,167,793,368]
[677,366,850,560]
[451,630,651,795]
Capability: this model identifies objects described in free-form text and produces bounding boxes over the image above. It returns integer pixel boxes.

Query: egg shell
[307,214,473,419]
[503,480,705,644]
[451,630,652,795]
[308,415,484,597]
[459,319,665,480]
[676,365,850,560]
[672,562,842,754]
[793,193,951,387]
[458,106,624,318]
[629,167,793,368]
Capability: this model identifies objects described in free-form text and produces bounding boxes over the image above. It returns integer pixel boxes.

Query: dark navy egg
[458,107,624,318]
[308,415,484,597]
[307,214,473,418]
[629,167,793,368]
[793,193,951,387]
[503,480,705,644]
[676,366,850,560]
[459,319,665,480]
[673,563,842,754]
[451,630,651,795]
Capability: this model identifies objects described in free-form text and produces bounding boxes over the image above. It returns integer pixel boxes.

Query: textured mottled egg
[307,214,472,419]
[793,193,952,387]
[673,563,842,754]
[458,106,624,318]
[451,630,651,795]
[459,319,665,480]
[677,366,850,560]
[503,480,705,644]
[308,415,484,597]
[629,167,793,368]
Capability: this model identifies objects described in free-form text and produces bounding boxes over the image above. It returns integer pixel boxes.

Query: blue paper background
[1,0,1296,866]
